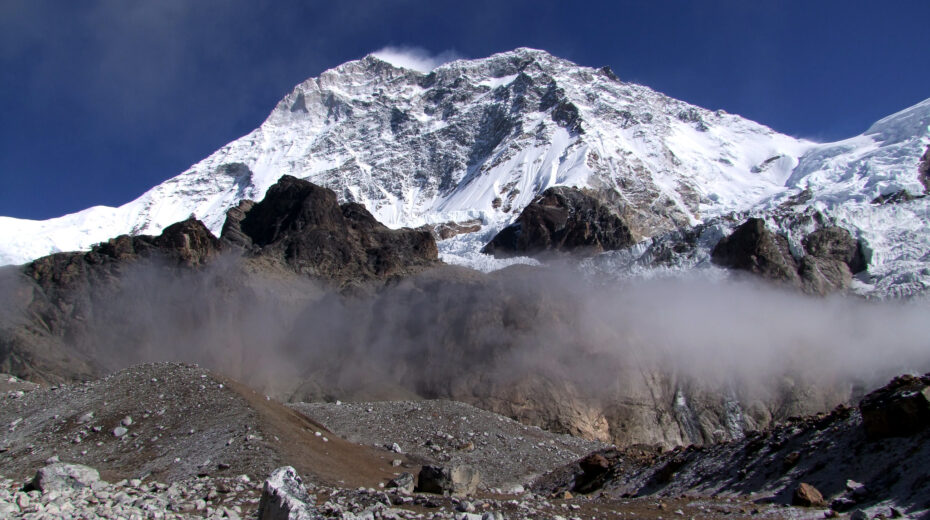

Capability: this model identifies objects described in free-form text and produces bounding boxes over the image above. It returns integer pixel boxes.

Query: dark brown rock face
[710,218,800,285]
[482,187,634,257]
[712,219,866,295]
[232,175,438,284]
[859,373,930,440]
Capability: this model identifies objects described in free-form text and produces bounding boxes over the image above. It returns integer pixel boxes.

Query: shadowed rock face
[711,218,799,285]
[234,175,438,284]
[711,218,865,295]
[482,187,634,258]
[0,176,438,384]
[859,373,930,440]
[2,218,223,383]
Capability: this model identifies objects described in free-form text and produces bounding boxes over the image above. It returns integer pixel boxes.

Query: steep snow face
[1,48,928,298]
[582,98,930,298]
[0,48,810,265]
[767,98,930,298]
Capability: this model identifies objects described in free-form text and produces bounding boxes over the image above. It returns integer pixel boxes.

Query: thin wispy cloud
[371,45,461,72]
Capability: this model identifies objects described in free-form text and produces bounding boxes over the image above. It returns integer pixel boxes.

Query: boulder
[387,472,415,494]
[257,466,319,520]
[792,482,826,507]
[859,373,930,440]
[415,465,480,496]
[28,463,100,493]
[482,186,634,258]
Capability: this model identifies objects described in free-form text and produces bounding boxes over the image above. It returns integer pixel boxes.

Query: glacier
[1,48,928,297]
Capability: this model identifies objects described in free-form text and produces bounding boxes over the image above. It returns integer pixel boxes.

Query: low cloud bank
[42,260,927,404]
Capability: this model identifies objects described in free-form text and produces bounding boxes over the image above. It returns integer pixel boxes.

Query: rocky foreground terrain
[0,364,928,519]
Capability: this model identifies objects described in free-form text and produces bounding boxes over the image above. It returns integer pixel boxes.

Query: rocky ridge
[482,186,634,258]
[710,218,866,295]
[532,373,930,519]
[0,176,438,385]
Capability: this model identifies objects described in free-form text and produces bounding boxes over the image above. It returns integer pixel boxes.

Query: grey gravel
[290,400,606,489]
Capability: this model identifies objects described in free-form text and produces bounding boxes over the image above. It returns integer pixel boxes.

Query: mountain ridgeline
[0,48,927,299]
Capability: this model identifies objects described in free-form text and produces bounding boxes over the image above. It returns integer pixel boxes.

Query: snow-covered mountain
[1,48,928,295]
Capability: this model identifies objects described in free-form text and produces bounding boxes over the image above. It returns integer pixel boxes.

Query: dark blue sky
[2,1,928,220]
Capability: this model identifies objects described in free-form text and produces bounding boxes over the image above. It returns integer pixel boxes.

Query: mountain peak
[1,49,928,296]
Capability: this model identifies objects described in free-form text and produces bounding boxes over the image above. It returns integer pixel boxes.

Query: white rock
[30,463,101,494]
[257,466,320,520]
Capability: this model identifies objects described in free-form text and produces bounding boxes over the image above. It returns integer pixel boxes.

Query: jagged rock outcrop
[0,176,439,384]
[233,175,438,284]
[0,218,222,384]
[710,218,800,285]
[220,200,256,249]
[482,187,634,257]
[711,218,865,295]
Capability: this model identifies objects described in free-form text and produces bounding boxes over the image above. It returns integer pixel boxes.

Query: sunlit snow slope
[1,49,928,296]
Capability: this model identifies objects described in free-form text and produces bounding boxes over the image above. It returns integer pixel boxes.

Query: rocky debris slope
[3,462,788,520]
[0,471,263,519]
[249,463,808,520]
[532,373,930,519]
[0,364,831,520]
[482,186,634,257]
[290,400,605,490]
[0,363,404,487]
